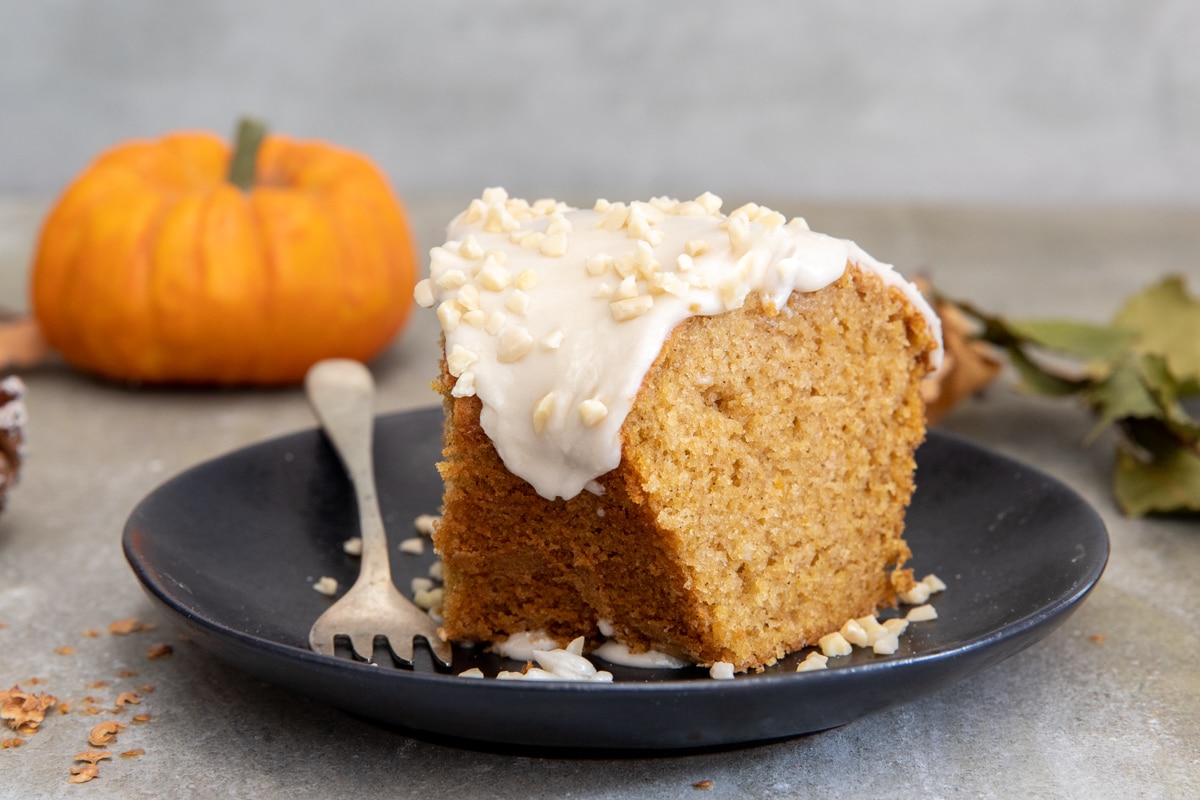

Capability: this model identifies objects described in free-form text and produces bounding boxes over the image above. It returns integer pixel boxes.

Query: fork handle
[305,359,392,588]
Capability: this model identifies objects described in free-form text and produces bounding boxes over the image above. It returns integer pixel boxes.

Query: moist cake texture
[417,190,942,671]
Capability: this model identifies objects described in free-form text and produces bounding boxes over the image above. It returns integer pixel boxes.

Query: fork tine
[388,635,416,665]
[309,634,335,657]
[348,631,378,661]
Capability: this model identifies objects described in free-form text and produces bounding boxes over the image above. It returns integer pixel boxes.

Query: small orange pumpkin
[30,119,418,385]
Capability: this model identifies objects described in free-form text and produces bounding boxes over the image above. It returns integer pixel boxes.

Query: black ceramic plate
[124,408,1108,750]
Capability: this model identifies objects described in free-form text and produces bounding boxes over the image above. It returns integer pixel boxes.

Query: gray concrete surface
[1,196,1198,798]
[2,1,1199,206]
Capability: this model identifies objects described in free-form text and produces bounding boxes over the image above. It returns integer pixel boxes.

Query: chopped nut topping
[695,191,723,215]
[343,537,363,556]
[413,587,444,611]
[726,212,751,255]
[532,392,557,434]
[685,239,710,257]
[899,581,932,605]
[600,203,630,231]
[708,662,735,680]
[616,275,640,300]
[461,309,486,328]
[818,631,853,657]
[398,537,424,555]
[905,604,938,622]
[456,283,480,312]
[481,186,509,204]
[497,327,534,363]
[650,272,688,297]
[458,235,484,260]
[312,576,338,596]
[483,310,506,335]
[786,216,810,230]
[463,198,486,223]
[882,618,909,636]
[411,577,434,595]
[718,277,747,310]
[413,279,435,308]
[450,370,476,398]
[436,300,463,332]
[516,231,545,250]
[477,260,513,292]
[592,282,614,300]
[839,618,868,648]
[585,253,613,276]
[414,514,440,536]
[483,203,518,233]
[435,269,468,290]
[676,253,696,272]
[610,295,654,321]
[505,290,531,316]
[578,399,608,427]
[446,345,479,378]
[796,651,828,672]
[457,668,486,679]
[872,633,900,655]
[539,330,565,350]
[922,574,947,593]
[514,268,539,290]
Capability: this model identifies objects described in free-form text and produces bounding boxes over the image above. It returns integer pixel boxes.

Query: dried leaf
[1115,438,1200,515]
[929,274,1200,517]
[1008,319,1137,361]
[1113,275,1200,380]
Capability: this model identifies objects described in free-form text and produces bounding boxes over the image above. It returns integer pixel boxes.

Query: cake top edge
[415,188,943,501]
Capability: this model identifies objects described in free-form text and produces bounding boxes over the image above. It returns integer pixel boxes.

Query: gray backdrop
[2,1,1197,206]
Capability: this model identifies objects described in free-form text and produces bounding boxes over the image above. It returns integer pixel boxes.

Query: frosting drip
[417,189,942,501]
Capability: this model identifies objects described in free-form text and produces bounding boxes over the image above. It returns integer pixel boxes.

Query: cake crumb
[693,780,714,790]
[1089,634,1106,644]
[312,576,339,596]
[120,748,146,758]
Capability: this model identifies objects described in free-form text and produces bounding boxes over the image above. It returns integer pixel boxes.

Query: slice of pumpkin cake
[415,189,942,671]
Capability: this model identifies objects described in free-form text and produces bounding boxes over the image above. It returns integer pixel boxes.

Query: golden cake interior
[433,263,938,671]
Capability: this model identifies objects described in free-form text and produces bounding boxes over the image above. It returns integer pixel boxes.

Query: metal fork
[304,358,452,667]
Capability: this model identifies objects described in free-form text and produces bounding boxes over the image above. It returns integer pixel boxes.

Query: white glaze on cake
[416,189,943,501]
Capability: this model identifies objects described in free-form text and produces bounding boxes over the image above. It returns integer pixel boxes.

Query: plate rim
[122,407,1110,744]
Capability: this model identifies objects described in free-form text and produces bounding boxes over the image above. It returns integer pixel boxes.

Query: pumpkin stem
[228,117,268,191]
